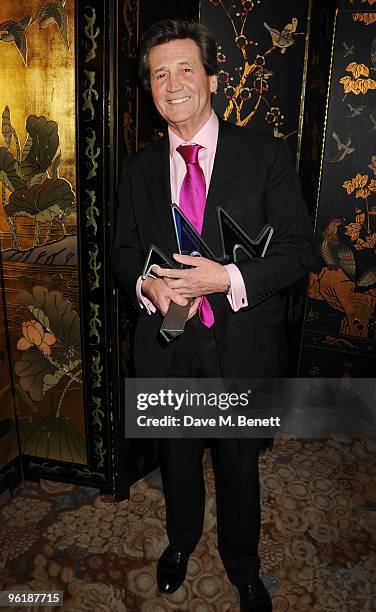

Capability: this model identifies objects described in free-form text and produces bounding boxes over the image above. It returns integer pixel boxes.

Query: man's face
[149,38,218,138]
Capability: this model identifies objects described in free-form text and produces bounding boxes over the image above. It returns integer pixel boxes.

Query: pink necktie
[177,144,214,328]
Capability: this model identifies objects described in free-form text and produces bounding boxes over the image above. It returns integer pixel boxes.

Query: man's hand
[142,276,189,316]
[187,297,201,320]
[154,254,230,298]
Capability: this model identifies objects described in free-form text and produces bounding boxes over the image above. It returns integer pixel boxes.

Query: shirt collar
[169,110,219,158]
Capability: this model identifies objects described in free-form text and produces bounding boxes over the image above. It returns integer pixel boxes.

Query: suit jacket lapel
[201,118,240,258]
[144,137,177,254]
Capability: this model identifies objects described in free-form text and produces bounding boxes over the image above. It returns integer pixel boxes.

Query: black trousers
[159,317,261,584]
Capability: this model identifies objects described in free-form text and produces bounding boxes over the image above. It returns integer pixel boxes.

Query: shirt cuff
[224,264,248,311]
[136,276,156,314]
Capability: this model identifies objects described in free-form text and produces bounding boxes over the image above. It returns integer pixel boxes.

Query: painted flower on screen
[265,107,283,125]
[339,62,376,95]
[240,87,251,100]
[352,12,376,26]
[242,0,254,11]
[254,77,268,93]
[224,85,235,99]
[342,173,371,199]
[235,35,248,48]
[255,54,266,67]
[17,320,57,356]
[218,70,229,84]
[345,212,365,242]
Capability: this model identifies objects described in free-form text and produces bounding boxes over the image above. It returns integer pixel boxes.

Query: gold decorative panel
[0,0,87,465]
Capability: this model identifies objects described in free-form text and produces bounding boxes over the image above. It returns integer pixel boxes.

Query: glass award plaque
[172,204,216,260]
[142,204,274,342]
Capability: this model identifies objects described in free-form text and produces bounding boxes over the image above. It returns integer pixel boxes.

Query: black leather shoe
[157,545,191,594]
[236,578,272,611]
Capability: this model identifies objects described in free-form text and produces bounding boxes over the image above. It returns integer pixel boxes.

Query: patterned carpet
[0,438,375,611]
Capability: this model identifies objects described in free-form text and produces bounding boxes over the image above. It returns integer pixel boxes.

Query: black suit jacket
[113,118,317,377]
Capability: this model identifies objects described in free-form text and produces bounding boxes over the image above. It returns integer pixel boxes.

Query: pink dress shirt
[137,110,248,313]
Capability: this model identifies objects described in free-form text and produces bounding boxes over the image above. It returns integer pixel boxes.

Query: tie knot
[177,144,202,165]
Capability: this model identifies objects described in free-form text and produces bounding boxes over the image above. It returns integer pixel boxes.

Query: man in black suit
[113,20,316,612]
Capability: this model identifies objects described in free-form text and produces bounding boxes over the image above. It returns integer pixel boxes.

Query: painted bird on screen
[264,18,302,54]
[320,219,356,281]
[0,15,32,66]
[32,0,69,49]
[347,103,366,118]
[330,132,355,162]
[342,41,354,58]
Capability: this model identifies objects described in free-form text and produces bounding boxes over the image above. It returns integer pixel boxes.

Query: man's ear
[209,74,218,94]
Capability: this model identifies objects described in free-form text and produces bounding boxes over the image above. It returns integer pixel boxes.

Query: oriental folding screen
[0,0,155,499]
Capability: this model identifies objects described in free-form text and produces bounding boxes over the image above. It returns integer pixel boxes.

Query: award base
[160,300,192,342]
